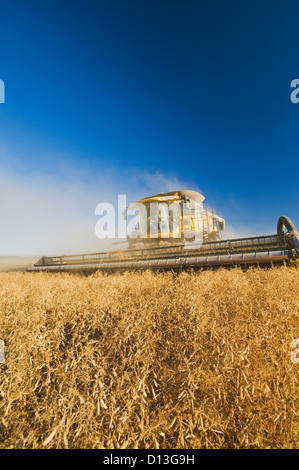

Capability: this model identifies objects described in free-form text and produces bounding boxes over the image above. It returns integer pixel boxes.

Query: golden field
[0,267,298,449]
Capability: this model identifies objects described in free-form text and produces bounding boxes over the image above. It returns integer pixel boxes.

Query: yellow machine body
[127,190,225,246]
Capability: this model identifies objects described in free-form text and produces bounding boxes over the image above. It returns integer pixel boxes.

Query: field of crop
[0,267,298,449]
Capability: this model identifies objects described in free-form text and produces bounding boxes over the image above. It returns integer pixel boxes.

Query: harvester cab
[126,190,225,247]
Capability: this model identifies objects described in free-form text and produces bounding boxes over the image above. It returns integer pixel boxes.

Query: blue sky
[0,0,299,255]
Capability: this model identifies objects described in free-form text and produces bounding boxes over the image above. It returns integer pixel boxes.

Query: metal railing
[34,233,286,267]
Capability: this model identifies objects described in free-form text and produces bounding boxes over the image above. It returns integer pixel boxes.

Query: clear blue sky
[0,0,298,255]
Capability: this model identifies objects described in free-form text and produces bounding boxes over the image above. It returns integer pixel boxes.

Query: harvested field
[0,257,38,272]
[0,267,298,449]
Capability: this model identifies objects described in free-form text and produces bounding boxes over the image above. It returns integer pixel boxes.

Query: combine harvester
[27,190,299,274]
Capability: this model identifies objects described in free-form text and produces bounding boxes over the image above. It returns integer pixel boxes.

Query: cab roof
[136,190,205,205]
